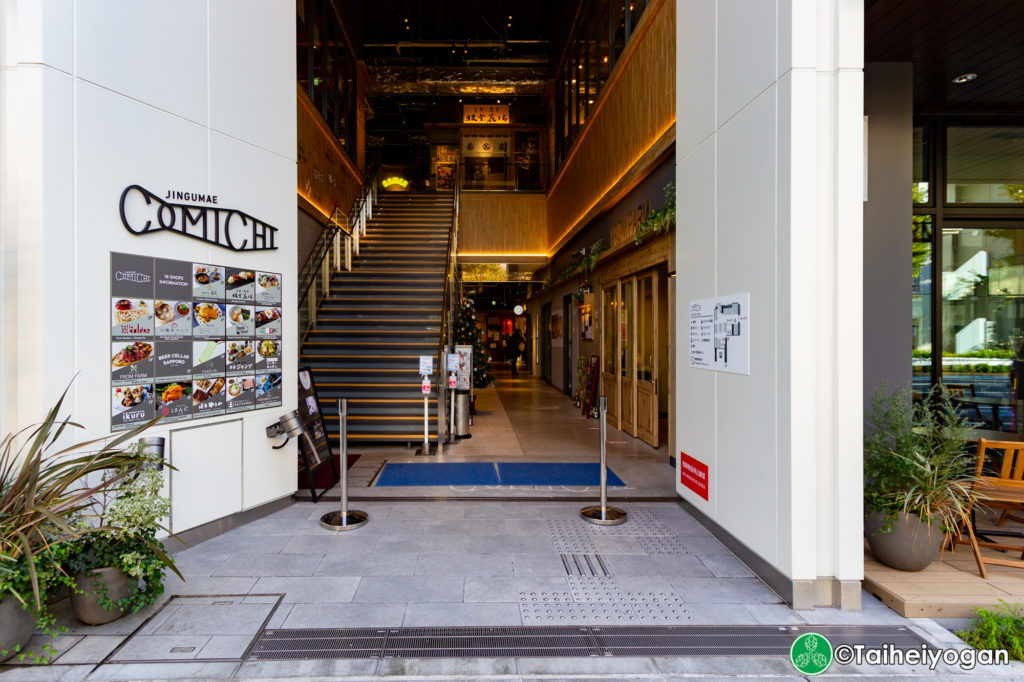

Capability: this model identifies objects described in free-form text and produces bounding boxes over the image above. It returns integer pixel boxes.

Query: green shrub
[957,601,1024,661]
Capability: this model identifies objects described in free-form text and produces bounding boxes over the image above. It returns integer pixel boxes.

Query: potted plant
[863,383,981,571]
[63,441,180,625]
[0,387,156,661]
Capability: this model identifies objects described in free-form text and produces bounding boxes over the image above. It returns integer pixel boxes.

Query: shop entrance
[600,264,669,447]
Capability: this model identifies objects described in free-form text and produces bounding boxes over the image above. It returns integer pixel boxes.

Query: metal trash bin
[455,389,471,439]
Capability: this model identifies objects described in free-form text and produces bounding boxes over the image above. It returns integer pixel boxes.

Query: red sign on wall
[679,451,709,501]
[502,318,513,335]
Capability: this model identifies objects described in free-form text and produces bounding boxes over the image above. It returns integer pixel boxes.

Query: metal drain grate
[247,624,929,660]
[560,554,609,576]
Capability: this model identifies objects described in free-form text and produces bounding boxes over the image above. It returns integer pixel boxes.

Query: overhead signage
[119,185,279,252]
[679,451,709,501]
[381,176,409,190]
[109,252,282,431]
[463,104,510,125]
[688,293,750,375]
[609,201,652,247]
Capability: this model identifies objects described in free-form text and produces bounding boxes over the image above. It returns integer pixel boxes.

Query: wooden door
[600,283,618,425]
[636,271,659,446]
[620,278,635,434]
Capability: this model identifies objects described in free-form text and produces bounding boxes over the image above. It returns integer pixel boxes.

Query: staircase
[300,192,452,446]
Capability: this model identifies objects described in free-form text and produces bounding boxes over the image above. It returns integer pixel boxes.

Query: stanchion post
[580,396,627,526]
[320,398,368,530]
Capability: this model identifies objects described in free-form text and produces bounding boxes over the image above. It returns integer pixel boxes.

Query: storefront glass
[619,279,633,379]
[913,125,929,204]
[941,225,1024,431]
[552,0,650,170]
[912,216,933,397]
[603,285,616,375]
[946,127,1024,204]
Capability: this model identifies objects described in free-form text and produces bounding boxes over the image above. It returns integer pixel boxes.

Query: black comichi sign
[119,185,278,252]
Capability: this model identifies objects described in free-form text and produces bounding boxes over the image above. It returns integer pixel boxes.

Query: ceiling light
[602,56,608,63]
[588,99,593,104]
[953,73,977,84]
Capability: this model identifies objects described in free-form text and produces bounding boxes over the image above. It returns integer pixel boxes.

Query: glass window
[912,216,933,398]
[638,275,654,381]
[620,279,632,378]
[913,126,929,204]
[947,127,1024,204]
[941,226,1024,432]
[603,285,616,374]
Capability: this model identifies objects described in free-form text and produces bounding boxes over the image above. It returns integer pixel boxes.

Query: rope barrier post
[580,396,627,526]
[320,399,368,530]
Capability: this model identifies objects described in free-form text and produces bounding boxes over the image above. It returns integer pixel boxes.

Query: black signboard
[109,252,282,431]
[296,366,337,500]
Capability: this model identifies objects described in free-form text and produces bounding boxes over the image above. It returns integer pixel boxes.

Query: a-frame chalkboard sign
[296,366,339,501]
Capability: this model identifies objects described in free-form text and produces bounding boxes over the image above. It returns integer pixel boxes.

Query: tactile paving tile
[567,576,685,607]
[584,509,672,536]
[518,590,573,604]
[636,535,692,555]
[546,519,598,553]
[520,601,695,624]
[520,602,637,624]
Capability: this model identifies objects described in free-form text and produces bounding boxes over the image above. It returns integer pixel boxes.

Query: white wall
[675,0,864,608]
[1,0,298,532]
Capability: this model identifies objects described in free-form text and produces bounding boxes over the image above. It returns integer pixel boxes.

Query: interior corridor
[310,367,676,500]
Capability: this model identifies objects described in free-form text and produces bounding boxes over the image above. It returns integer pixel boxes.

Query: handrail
[436,168,461,449]
[297,155,381,347]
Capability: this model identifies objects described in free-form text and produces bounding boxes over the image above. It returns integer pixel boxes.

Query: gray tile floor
[2,373,1022,680]
[2,501,1022,680]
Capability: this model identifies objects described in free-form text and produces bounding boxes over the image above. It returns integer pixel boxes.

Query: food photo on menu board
[111,384,154,431]
[154,300,192,338]
[254,373,282,406]
[192,376,226,417]
[226,339,255,374]
[255,272,281,305]
[192,264,225,300]
[255,307,282,338]
[255,338,281,372]
[155,381,192,422]
[110,341,154,384]
[225,375,256,413]
[111,298,154,338]
[193,302,225,338]
[227,305,254,336]
[192,340,225,378]
[226,268,256,302]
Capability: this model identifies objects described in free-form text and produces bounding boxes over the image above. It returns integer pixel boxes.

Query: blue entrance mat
[496,462,625,487]
[375,462,499,486]
[374,462,626,487]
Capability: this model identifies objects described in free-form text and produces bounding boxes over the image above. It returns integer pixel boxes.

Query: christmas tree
[453,299,494,388]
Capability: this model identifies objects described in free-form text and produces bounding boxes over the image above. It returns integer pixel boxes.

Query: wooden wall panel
[460,194,548,255]
[297,85,362,219]
[545,0,676,250]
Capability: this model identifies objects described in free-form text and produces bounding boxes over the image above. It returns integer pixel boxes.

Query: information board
[454,345,473,391]
[110,252,282,431]
[688,293,750,375]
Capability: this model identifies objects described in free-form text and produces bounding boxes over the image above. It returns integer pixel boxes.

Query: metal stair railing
[435,169,461,452]
[298,157,381,347]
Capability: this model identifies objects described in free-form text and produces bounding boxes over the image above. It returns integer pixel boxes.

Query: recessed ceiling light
[953,73,977,84]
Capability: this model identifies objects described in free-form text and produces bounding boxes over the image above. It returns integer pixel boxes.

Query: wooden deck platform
[864,526,1024,618]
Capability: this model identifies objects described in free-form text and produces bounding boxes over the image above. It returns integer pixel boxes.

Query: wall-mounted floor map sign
[688,293,750,375]
[110,252,282,431]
